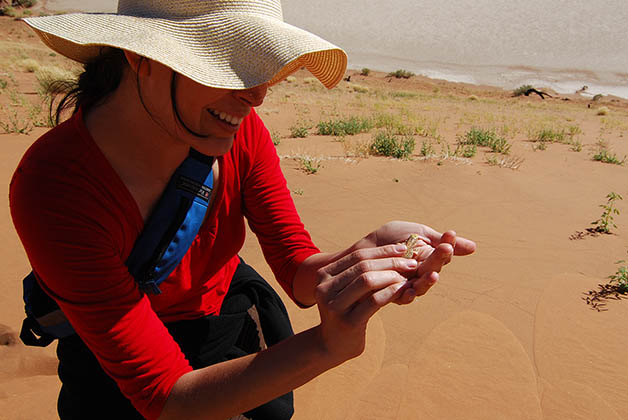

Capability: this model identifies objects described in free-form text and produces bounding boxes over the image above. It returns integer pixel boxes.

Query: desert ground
[1,4,628,420]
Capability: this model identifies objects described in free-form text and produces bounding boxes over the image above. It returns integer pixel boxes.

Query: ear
[123,50,150,77]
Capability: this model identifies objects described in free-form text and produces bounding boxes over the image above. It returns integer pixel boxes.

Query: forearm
[159,325,340,420]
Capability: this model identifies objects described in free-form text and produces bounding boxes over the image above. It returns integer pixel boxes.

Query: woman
[10,1,476,419]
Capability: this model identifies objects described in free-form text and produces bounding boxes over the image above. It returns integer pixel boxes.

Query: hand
[314,244,418,362]
[355,221,476,304]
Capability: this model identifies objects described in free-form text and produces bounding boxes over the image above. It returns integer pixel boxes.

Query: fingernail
[406,259,418,268]
[395,244,407,253]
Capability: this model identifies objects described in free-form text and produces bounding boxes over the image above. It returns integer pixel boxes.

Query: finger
[393,271,438,305]
[453,236,477,256]
[323,244,407,277]
[410,271,439,298]
[417,243,453,277]
[435,229,476,256]
[347,281,405,325]
[332,260,416,310]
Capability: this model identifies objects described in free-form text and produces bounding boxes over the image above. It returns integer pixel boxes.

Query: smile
[208,108,244,126]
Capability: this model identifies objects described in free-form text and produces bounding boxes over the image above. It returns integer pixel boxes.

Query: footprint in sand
[0,324,58,378]
[397,310,542,420]
[0,324,18,346]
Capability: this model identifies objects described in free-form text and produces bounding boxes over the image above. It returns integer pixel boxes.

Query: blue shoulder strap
[20,148,215,346]
[127,148,214,294]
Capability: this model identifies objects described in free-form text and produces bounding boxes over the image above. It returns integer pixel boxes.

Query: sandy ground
[2,7,628,420]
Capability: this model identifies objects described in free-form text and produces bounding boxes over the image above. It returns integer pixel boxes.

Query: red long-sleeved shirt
[9,108,319,419]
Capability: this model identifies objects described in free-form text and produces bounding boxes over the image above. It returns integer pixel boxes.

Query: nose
[234,83,268,107]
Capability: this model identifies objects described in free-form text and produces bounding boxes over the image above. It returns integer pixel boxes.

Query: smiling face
[135,56,268,157]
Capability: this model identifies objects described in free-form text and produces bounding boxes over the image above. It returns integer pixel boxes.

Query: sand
[1,8,628,420]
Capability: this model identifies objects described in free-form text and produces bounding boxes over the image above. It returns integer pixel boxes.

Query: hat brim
[23,13,347,89]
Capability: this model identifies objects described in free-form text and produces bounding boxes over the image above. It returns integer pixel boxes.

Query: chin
[191,135,235,157]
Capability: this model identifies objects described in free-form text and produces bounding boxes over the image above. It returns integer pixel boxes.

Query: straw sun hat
[23,0,348,89]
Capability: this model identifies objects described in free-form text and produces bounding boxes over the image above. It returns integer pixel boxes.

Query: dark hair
[49,48,127,126]
[50,48,206,138]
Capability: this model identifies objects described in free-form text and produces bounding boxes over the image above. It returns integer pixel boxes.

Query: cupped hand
[356,221,476,304]
[314,244,416,362]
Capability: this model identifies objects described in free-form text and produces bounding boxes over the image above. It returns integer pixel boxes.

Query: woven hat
[23,0,347,89]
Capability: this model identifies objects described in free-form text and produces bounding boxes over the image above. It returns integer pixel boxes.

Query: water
[283,0,628,98]
[44,0,628,98]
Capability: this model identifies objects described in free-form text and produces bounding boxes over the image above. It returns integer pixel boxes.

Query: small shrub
[591,192,622,234]
[534,127,566,143]
[468,95,479,101]
[0,79,7,90]
[317,116,372,136]
[0,107,33,134]
[360,68,371,76]
[348,83,369,93]
[290,124,310,139]
[285,76,297,83]
[609,261,628,293]
[597,106,610,116]
[1,6,18,17]
[298,157,322,174]
[387,69,415,79]
[369,130,415,159]
[593,149,625,165]
[420,140,435,157]
[457,143,477,158]
[35,65,77,94]
[19,58,40,73]
[270,130,281,146]
[570,140,582,152]
[592,94,604,101]
[513,84,533,97]
[460,127,511,154]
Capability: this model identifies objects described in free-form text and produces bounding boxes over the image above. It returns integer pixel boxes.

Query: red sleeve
[9,126,192,420]
[239,110,320,303]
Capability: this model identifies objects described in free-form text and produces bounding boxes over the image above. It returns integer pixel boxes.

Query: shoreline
[32,0,628,100]
[346,52,628,100]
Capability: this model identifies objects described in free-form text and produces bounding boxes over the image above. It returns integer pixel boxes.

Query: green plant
[0,107,33,134]
[456,143,477,158]
[317,116,372,136]
[360,68,371,76]
[289,121,310,138]
[460,127,511,154]
[592,94,603,101]
[387,69,415,79]
[420,140,434,157]
[593,149,625,165]
[269,130,281,145]
[1,6,18,17]
[298,157,322,174]
[597,106,610,116]
[292,188,304,196]
[570,140,582,152]
[534,127,566,143]
[591,192,623,234]
[513,84,533,97]
[609,261,628,293]
[369,130,415,159]
[0,79,7,90]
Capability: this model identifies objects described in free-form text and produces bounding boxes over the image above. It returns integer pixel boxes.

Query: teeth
[210,109,243,126]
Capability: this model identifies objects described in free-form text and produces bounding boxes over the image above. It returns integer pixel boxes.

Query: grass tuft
[317,116,372,136]
[387,69,415,79]
[369,130,415,159]
[460,127,511,154]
